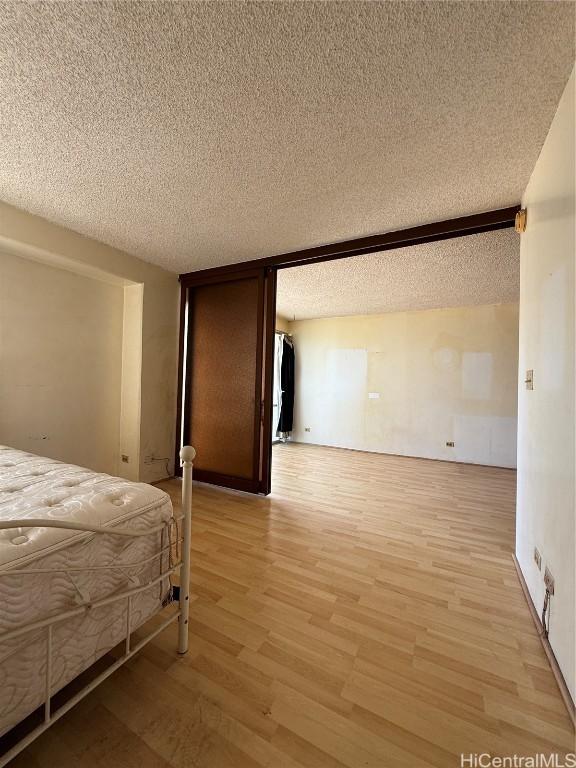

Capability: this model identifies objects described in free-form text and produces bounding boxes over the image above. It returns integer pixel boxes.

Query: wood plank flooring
[12,444,575,767]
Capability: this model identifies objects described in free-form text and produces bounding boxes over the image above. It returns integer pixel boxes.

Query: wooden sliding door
[177,268,276,494]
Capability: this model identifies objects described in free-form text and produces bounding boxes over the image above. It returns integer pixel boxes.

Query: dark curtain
[278,337,295,434]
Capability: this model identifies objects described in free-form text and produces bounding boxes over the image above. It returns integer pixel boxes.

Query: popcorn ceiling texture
[0,1,573,274]
[276,229,519,320]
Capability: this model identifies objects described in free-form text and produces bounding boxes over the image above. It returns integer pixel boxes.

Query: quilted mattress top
[0,446,172,570]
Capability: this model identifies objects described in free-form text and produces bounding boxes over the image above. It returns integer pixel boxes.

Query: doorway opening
[176,207,519,498]
[270,227,520,494]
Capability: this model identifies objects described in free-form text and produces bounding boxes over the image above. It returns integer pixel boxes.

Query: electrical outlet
[446,441,455,447]
[304,427,311,432]
[544,567,555,595]
[533,548,542,570]
[121,455,129,463]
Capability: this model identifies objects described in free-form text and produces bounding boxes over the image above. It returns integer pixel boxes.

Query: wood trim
[193,469,260,494]
[180,266,266,287]
[179,206,520,283]
[512,554,576,725]
[251,272,266,489]
[259,268,277,494]
[173,283,188,478]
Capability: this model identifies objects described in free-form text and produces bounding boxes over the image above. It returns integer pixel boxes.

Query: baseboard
[512,554,575,726]
[281,440,516,471]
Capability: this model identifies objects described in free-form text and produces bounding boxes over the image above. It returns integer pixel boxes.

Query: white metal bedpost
[178,445,195,654]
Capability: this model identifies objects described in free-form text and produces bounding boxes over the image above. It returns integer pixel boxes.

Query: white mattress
[0,446,174,737]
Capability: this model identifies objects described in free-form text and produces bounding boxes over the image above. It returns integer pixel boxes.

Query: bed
[0,443,194,766]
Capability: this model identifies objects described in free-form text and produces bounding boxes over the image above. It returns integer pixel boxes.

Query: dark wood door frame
[176,206,520,493]
[179,206,520,284]
[259,268,277,494]
[174,281,188,477]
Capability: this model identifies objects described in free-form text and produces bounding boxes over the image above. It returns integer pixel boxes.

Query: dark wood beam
[179,206,520,284]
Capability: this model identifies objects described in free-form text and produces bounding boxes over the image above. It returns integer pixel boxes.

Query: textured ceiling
[0,2,573,274]
[276,229,519,320]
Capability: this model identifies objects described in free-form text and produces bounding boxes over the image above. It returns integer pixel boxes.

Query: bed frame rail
[0,445,195,767]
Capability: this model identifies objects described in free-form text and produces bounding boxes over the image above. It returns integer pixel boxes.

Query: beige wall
[289,304,519,468]
[276,314,291,333]
[120,284,144,480]
[516,69,575,701]
[0,251,124,474]
[0,202,180,482]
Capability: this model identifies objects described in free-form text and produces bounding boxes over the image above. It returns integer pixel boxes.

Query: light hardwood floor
[13,444,575,767]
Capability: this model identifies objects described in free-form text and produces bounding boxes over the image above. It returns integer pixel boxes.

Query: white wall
[0,251,124,474]
[515,69,575,701]
[289,304,519,468]
[0,202,180,482]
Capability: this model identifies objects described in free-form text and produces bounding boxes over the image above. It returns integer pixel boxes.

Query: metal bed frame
[0,445,196,767]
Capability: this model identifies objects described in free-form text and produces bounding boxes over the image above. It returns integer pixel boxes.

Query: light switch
[525,370,534,390]
[368,392,380,399]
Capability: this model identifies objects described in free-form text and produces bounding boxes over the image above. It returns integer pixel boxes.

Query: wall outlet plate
[533,548,542,570]
[544,567,555,595]
[446,441,455,447]
[525,369,534,390]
